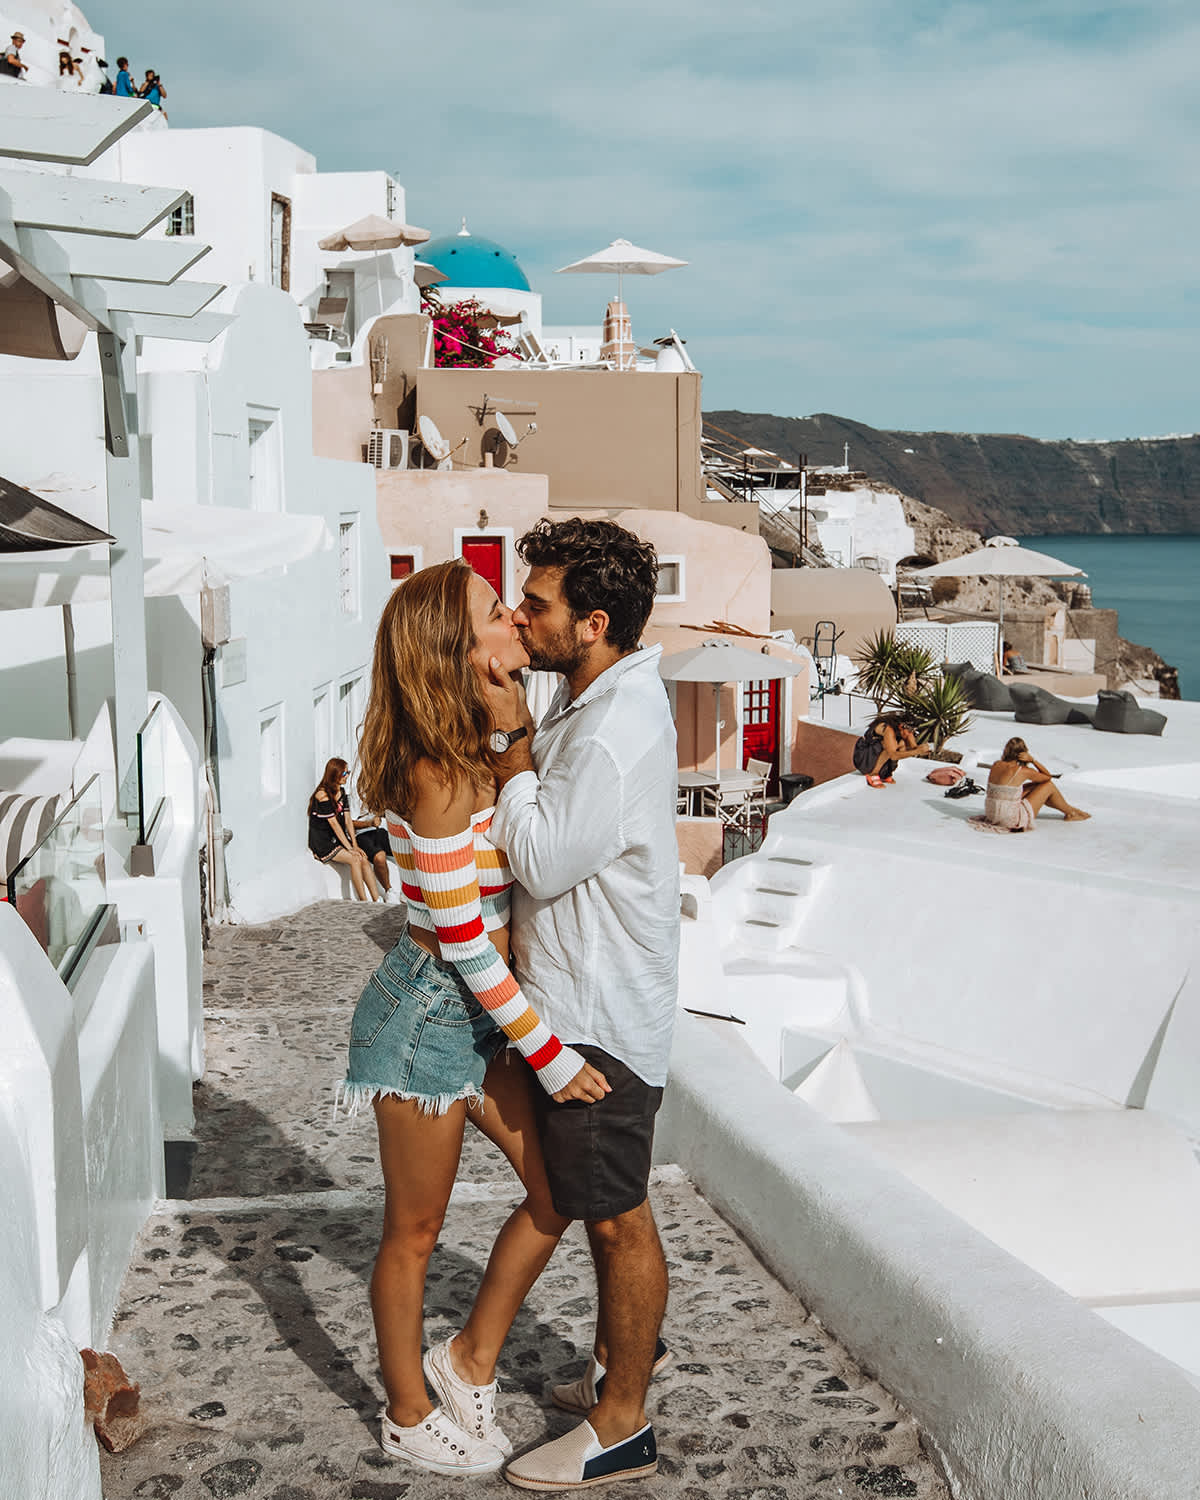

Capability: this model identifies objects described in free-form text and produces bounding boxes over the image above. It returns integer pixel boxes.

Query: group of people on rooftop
[308,519,678,1491]
[1,32,166,115]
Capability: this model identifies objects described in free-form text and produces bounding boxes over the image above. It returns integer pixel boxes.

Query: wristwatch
[488,726,528,754]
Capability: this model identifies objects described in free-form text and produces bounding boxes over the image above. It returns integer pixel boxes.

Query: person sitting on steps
[307,757,383,901]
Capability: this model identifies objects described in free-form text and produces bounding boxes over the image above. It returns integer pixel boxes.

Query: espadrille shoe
[379,1404,505,1475]
[504,1420,657,1491]
[551,1338,672,1416]
[423,1334,513,1457]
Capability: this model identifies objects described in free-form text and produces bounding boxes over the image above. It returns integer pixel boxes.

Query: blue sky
[92,0,1200,438]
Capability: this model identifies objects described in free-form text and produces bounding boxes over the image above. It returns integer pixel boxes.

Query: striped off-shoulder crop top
[385,808,583,1095]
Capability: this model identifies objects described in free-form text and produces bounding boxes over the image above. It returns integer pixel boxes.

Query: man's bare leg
[583,1199,668,1448]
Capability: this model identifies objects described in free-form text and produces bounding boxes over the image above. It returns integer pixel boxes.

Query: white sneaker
[384,888,402,905]
[423,1334,513,1456]
[379,1404,505,1474]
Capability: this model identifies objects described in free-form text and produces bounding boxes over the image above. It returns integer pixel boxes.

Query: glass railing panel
[136,702,167,846]
[5,775,108,974]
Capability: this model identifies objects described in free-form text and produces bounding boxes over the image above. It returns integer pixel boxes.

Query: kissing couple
[338,517,680,1490]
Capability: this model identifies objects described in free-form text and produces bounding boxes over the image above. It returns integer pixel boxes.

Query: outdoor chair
[745,757,773,797]
[700,778,764,831]
[1009,683,1095,726]
[1092,689,1167,736]
[944,662,1015,712]
[303,297,349,343]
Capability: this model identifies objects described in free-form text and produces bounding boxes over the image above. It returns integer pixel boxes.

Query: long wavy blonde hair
[357,560,500,817]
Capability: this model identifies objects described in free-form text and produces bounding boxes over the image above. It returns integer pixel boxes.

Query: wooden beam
[0,91,153,166]
[85,278,224,317]
[0,169,188,238]
[125,311,233,344]
[21,227,212,284]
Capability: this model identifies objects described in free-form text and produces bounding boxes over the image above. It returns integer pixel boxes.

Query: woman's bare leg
[331,847,368,900]
[450,1052,572,1385]
[1025,781,1090,820]
[358,851,382,901]
[371,1096,469,1426]
[373,851,392,893]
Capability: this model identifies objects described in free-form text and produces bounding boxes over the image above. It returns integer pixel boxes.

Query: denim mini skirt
[338,927,506,1117]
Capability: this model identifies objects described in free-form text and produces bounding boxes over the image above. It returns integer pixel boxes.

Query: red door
[742,678,780,787]
[460,536,504,597]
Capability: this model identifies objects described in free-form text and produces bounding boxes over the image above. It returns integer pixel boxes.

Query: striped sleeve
[405,823,585,1095]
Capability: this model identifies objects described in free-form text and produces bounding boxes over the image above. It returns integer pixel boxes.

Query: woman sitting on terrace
[971,736,1090,831]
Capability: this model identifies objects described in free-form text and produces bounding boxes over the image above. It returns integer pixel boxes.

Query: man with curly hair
[484,517,679,1491]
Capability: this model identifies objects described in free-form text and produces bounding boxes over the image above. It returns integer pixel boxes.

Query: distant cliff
[704,410,1200,535]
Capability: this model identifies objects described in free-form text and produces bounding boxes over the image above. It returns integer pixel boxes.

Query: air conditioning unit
[367,428,409,470]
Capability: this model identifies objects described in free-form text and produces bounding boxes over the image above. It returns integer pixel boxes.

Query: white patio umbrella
[915,535,1085,648]
[318,213,432,317]
[556,238,688,302]
[659,639,802,777]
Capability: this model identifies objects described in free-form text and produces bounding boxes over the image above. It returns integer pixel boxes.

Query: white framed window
[259,703,284,807]
[338,672,367,761]
[166,194,195,238]
[339,514,360,617]
[655,554,686,603]
[247,406,283,512]
[313,682,333,780]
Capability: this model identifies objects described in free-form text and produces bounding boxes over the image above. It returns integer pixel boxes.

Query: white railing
[895,620,999,673]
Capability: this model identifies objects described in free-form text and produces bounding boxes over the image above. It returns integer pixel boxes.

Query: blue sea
[1022,535,1200,701]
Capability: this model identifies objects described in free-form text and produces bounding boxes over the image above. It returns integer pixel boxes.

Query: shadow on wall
[1,645,114,743]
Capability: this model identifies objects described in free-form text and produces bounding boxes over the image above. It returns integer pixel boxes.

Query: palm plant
[853,631,903,711]
[899,673,974,755]
[853,633,938,711]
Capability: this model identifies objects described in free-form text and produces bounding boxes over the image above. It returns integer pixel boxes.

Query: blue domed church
[420,220,543,333]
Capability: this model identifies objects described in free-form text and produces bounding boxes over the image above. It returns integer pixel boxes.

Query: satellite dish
[417,414,452,470]
[495,412,517,446]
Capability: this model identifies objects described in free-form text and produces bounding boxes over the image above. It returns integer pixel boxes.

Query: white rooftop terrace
[694,696,1200,1399]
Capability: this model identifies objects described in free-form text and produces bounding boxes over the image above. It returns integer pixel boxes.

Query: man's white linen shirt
[490,644,680,1087]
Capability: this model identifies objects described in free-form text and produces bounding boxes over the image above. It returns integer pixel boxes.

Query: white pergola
[0,89,230,815]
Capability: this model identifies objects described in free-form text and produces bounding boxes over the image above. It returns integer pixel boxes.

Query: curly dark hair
[516,518,658,653]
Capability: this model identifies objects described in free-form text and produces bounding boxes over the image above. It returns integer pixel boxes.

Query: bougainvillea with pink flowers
[421,292,523,369]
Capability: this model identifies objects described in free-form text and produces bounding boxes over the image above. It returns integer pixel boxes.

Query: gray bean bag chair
[1009,683,1095,726]
[1092,689,1167,736]
[944,663,1014,712]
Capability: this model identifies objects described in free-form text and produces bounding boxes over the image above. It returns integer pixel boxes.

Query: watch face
[489,730,508,752]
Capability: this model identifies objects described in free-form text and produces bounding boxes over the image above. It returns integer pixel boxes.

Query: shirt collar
[548,643,664,720]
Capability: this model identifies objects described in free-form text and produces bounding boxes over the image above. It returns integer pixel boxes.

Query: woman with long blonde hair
[341,560,609,1476]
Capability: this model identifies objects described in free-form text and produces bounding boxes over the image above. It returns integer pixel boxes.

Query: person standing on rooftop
[483,517,680,1492]
[114,56,134,95]
[1,32,28,79]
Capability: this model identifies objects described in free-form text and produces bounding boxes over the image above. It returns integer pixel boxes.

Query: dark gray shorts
[535,1045,663,1221]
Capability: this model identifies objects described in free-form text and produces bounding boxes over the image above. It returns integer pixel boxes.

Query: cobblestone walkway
[99,903,950,1500]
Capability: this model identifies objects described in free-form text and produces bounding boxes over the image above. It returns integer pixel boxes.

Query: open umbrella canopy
[557,237,687,304]
[0,474,115,551]
[0,492,331,609]
[413,260,449,288]
[915,536,1085,580]
[557,237,687,279]
[660,639,802,779]
[317,213,430,252]
[914,536,1085,650]
[659,639,803,683]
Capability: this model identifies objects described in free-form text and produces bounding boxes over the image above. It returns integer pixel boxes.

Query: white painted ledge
[658,1012,1200,1500]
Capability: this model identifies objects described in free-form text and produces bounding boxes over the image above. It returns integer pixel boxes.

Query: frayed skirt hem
[333,1079,486,1121]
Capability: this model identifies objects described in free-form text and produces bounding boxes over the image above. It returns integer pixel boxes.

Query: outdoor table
[677,769,760,818]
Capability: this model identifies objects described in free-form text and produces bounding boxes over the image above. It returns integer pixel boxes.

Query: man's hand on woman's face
[485,656,534,734]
